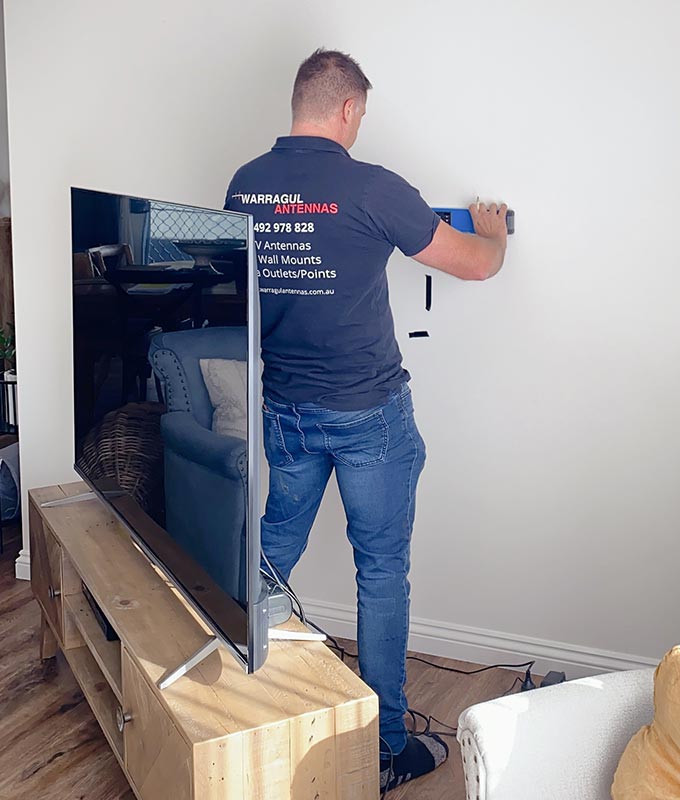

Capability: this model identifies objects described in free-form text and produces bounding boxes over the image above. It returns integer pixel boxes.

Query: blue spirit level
[433,207,515,235]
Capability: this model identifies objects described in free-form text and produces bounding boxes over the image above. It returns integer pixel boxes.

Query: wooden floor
[0,526,531,800]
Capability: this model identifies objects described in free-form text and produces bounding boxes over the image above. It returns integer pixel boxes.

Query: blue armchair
[148,327,248,603]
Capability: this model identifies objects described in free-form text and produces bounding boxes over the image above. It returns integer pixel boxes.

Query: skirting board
[12,547,660,676]
[15,548,31,581]
[300,596,660,679]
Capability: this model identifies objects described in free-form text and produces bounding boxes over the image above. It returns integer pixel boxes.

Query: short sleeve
[363,167,440,256]
[223,167,244,211]
[223,181,232,211]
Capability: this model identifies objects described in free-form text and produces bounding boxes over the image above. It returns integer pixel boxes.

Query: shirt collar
[272,136,350,157]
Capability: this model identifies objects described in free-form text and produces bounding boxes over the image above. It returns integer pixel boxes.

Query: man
[225,49,507,792]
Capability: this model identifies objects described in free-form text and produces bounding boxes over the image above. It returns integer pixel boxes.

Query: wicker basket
[76,402,165,513]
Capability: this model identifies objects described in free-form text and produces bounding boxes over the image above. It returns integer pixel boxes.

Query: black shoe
[379,732,450,793]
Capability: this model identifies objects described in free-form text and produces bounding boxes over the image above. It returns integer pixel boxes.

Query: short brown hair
[292,49,372,122]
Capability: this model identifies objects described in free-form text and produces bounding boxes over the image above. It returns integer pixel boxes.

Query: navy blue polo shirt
[224,136,440,411]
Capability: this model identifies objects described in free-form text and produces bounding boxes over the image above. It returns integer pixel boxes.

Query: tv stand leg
[40,613,58,660]
[157,636,221,690]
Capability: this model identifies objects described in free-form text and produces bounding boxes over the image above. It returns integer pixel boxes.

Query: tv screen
[71,187,269,672]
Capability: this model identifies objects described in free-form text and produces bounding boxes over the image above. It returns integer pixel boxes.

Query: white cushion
[199,358,247,440]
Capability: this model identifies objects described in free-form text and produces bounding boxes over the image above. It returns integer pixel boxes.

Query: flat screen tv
[70,187,272,674]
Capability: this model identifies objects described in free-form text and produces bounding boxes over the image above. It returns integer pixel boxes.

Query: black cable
[278,611,534,741]
[261,564,304,623]
[307,618,538,686]
[305,617,538,740]
[520,666,536,691]
[379,736,394,799]
[325,642,347,660]
[427,714,458,738]
[260,553,307,624]
[260,565,535,732]
[405,654,536,676]
[304,619,359,663]
[404,675,527,740]
[502,676,522,696]
[259,572,358,663]
[406,707,458,738]
[406,708,429,735]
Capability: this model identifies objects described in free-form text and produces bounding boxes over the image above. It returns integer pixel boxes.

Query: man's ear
[342,97,355,123]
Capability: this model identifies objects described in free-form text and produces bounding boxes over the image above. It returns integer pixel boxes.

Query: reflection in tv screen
[71,187,266,671]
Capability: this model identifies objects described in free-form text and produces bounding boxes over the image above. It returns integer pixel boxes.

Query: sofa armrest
[457,668,655,800]
[161,412,246,482]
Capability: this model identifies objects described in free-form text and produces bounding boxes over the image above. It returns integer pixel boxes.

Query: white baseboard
[15,548,31,581]
[299,596,659,679]
[9,547,658,676]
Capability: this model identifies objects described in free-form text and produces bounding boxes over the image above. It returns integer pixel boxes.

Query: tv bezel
[71,187,266,673]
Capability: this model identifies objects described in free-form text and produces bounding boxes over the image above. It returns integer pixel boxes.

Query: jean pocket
[318,410,389,467]
[262,409,294,467]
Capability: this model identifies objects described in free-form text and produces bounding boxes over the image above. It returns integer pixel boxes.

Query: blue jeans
[261,383,426,754]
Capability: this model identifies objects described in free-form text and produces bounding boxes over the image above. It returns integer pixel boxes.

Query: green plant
[0,323,16,371]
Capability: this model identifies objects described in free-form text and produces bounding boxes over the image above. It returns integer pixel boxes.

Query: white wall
[6,0,680,674]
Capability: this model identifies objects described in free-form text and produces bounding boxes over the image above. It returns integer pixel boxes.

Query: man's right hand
[413,200,509,281]
[469,202,508,245]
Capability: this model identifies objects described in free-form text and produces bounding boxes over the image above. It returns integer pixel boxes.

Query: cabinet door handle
[116,706,133,733]
[48,585,61,600]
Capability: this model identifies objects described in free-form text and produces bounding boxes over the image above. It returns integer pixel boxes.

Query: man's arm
[412,203,508,281]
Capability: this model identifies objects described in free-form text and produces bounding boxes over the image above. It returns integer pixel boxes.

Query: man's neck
[289,121,343,146]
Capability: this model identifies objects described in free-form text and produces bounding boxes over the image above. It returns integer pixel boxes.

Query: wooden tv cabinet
[29,483,378,799]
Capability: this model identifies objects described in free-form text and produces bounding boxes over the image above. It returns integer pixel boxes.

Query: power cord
[308,617,537,735]
[322,638,537,686]
[378,711,457,797]
[520,666,536,691]
[260,552,307,624]
[428,714,458,737]
[262,568,305,623]
[502,676,522,696]
[378,736,394,798]
[406,708,458,738]
[405,654,536,677]
[258,561,537,738]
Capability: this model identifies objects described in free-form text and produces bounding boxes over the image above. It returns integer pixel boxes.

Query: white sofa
[457,668,655,800]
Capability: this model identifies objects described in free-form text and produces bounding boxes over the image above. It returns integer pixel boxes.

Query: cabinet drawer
[29,501,63,639]
[122,651,192,800]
